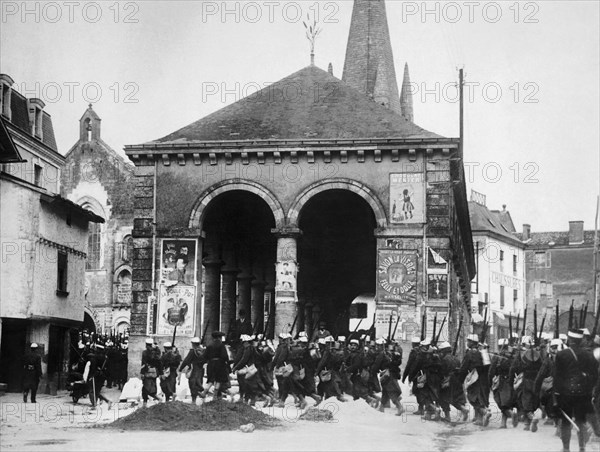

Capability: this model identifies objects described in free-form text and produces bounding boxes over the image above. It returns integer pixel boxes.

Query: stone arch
[76,195,108,220]
[288,178,387,228]
[189,179,285,229]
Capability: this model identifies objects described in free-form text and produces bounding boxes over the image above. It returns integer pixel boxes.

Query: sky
[1,0,599,232]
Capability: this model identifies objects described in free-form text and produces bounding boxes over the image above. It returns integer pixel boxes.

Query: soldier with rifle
[159,341,182,402]
[201,329,230,401]
[178,336,207,405]
[554,328,599,452]
[458,332,492,426]
[489,337,517,428]
[403,336,425,415]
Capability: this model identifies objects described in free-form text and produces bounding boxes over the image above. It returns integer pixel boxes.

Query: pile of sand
[106,400,280,431]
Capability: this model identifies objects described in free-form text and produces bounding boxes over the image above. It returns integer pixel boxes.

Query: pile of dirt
[106,400,280,431]
[299,407,335,422]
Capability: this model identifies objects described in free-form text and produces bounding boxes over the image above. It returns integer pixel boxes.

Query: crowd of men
[135,316,600,452]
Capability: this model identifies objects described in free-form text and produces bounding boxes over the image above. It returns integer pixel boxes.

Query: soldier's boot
[299,397,307,410]
[531,419,539,433]
[483,408,492,427]
[444,410,452,423]
[512,410,519,427]
[396,403,405,416]
[578,424,591,451]
[560,422,572,452]
[413,405,424,415]
[460,406,470,422]
[433,407,442,421]
[23,392,27,403]
[500,414,508,429]
[312,394,322,406]
[473,410,484,426]
[378,404,385,413]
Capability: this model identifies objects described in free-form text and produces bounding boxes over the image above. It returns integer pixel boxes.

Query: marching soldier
[160,341,182,402]
[534,338,562,427]
[458,334,491,426]
[403,337,425,415]
[141,339,163,407]
[554,329,598,452]
[439,341,469,422]
[489,338,516,428]
[178,337,207,404]
[22,343,42,403]
[510,336,542,431]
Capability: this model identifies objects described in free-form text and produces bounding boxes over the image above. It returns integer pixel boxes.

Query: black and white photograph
[0,1,599,451]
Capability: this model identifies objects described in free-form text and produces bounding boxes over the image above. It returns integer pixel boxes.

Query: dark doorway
[0,319,28,392]
[297,189,377,336]
[202,190,277,333]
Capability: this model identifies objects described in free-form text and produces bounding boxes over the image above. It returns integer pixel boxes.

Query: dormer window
[27,98,45,140]
[0,74,14,120]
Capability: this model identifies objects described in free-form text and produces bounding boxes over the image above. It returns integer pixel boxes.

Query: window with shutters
[86,222,101,270]
[57,251,68,295]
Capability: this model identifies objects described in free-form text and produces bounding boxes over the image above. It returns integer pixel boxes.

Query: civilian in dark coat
[23,343,42,403]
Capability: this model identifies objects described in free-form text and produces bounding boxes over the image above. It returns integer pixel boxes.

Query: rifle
[387,314,393,341]
[431,313,438,345]
[368,311,377,339]
[452,317,463,356]
[263,310,273,337]
[481,308,489,344]
[509,314,513,341]
[421,311,427,341]
[593,306,600,337]
[200,319,210,345]
[533,305,538,345]
[555,300,560,338]
[171,324,178,348]
[310,312,323,342]
[391,315,401,342]
[435,316,447,345]
[515,312,520,336]
[569,301,574,330]
[538,313,547,345]
[289,313,299,338]
[521,307,528,338]
[348,318,363,343]
[583,301,590,328]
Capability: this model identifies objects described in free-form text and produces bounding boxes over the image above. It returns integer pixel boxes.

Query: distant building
[0,74,103,392]
[61,105,135,336]
[469,191,526,349]
[519,220,599,332]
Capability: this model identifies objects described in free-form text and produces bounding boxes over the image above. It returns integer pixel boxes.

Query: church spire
[342,0,401,115]
[400,62,414,122]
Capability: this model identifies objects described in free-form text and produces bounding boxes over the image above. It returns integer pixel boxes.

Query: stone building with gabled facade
[61,105,136,336]
[122,0,475,364]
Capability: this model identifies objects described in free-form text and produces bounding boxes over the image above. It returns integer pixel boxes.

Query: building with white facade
[469,191,526,350]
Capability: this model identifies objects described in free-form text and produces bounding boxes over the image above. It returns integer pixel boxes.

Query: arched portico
[188,179,286,229]
[287,178,387,228]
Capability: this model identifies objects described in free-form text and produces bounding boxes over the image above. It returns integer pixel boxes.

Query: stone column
[251,279,267,333]
[237,272,254,325]
[202,257,223,338]
[272,227,301,338]
[220,267,239,338]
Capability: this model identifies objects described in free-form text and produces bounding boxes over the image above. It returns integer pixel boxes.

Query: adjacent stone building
[0,75,103,392]
[61,105,136,336]
[469,191,526,349]
[520,220,599,332]
[123,0,475,363]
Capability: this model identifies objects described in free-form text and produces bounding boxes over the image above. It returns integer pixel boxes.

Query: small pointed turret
[400,62,414,122]
[79,104,101,142]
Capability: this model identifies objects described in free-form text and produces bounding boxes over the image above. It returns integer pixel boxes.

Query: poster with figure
[157,284,196,336]
[390,173,425,224]
[275,261,297,300]
[377,250,417,303]
[160,239,197,287]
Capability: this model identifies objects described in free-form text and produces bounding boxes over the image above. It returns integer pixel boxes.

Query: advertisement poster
[377,250,417,303]
[160,239,197,287]
[157,284,196,336]
[390,173,425,224]
[427,274,448,301]
[275,261,297,300]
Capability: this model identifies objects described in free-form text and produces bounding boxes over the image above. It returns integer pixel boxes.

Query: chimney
[328,63,333,76]
[27,98,45,140]
[522,224,531,241]
[568,221,584,244]
[0,73,14,120]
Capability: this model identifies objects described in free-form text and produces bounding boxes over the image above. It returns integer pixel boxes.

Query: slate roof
[516,230,596,247]
[469,201,521,243]
[0,116,23,162]
[9,89,58,151]
[152,65,442,145]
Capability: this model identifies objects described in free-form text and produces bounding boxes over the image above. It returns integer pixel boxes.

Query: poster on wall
[275,261,297,300]
[427,274,449,301]
[390,173,425,224]
[157,284,196,336]
[377,250,417,303]
[159,239,197,286]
